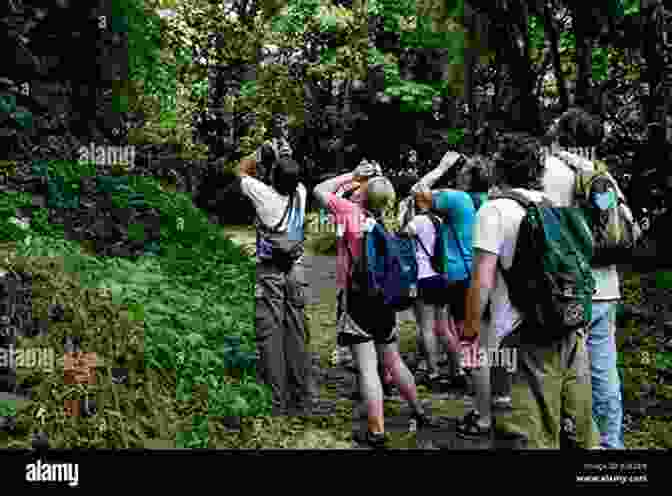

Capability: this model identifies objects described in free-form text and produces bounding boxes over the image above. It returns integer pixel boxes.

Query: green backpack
[490,190,596,344]
[553,154,641,265]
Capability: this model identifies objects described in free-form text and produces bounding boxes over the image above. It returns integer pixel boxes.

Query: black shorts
[418,275,469,321]
[336,289,397,347]
[446,278,469,322]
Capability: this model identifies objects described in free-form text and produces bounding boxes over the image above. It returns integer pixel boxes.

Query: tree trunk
[463,2,477,150]
[544,1,568,111]
[506,1,540,133]
[571,4,594,111]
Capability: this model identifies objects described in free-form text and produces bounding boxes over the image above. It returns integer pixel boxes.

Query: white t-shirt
[404,214,439,280]
[473,188,547,339]
[239,176,306,265]
[542,153,621,301]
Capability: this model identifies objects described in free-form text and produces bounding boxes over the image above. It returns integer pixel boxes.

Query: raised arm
[313,172,356,210]
[411,150,464,193]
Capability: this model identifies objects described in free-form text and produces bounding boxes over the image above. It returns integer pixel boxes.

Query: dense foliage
[0,0,670,449]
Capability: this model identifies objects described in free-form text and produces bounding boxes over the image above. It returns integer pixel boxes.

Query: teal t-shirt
[431,190,476,282]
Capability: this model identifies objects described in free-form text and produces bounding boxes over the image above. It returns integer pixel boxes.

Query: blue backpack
[346,217,418,311]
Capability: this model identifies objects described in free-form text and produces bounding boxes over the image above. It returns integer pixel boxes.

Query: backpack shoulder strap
[413,213,436,258]
[270,190,296,232]
[487,190,546,280]
[553,153,598,200]
[344,210,374,270]
[469,192,483,211]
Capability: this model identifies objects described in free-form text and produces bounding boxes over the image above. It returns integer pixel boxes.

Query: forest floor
[219,224,672,449]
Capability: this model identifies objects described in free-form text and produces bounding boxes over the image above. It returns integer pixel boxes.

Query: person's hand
[460,321,479,343]
[354,160,380,179]
[414,190,432,210]
[237,156,256,177]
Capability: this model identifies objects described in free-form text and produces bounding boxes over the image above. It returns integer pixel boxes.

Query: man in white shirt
[462,133,596,448]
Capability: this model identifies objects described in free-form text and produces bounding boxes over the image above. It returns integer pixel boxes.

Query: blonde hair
[366,176,396,217]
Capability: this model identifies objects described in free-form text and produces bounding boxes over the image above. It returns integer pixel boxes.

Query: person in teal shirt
[409,151,492,388]
[431,188,475,283]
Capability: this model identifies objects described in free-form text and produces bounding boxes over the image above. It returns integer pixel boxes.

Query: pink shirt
[325,193,366,289]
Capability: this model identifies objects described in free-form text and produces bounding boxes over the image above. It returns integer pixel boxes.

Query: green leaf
[144,301,176,315]
[184,332,206,348]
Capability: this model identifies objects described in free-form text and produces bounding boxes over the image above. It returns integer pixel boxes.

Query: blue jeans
[587,302,624,449]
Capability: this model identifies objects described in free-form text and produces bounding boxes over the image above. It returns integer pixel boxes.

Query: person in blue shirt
[408,151,492,393]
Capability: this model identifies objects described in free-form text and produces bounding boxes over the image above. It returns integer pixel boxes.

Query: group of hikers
[231,107,641,450]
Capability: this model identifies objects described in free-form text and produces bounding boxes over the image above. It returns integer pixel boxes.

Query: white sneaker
[492,395,512,409]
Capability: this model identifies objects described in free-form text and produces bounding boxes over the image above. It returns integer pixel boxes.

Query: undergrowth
[619,271,672,449]
[0,173,268,449]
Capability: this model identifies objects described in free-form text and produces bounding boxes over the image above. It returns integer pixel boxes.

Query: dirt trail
[223,225,496,449]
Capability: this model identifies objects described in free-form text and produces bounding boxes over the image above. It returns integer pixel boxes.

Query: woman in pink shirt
[313,168,435,449]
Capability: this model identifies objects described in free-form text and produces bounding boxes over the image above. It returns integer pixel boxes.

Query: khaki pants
[255,261,312,413]
[495,327,599,449]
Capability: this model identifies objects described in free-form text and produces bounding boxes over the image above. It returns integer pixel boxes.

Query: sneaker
[492,395,512,410]
[409,410,439,432]
[353,429,387,449]
[456,410,492,439]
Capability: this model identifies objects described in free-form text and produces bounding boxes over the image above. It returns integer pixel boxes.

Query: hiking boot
[409,410,439,432]
[353,429,388,449]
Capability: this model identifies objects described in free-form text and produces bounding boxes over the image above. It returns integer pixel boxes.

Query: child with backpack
[313,171,435,449]
[408,152,493,393]
[400,182,467,394]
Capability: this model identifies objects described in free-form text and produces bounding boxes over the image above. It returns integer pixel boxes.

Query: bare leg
[378,341,424,415]
[352,341,385,434]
